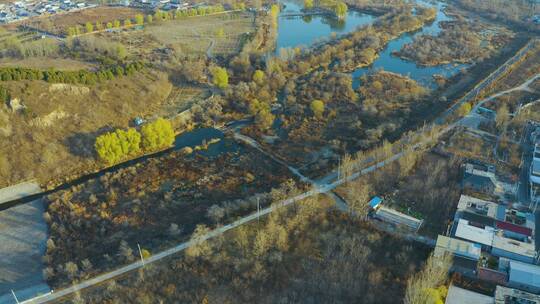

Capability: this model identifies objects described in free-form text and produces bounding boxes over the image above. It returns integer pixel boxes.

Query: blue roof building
[369,196,382,209]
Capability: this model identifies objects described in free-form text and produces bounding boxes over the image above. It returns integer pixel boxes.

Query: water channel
[276,0,467,89]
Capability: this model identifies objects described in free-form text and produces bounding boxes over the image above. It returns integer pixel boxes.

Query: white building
[445,285,493,304]
[455,219,495,249]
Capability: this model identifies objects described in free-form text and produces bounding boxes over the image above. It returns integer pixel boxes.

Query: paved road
[436,38,538,125]
[0,182,41,206]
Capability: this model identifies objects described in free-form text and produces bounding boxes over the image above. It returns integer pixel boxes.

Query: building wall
[491,247,535,264]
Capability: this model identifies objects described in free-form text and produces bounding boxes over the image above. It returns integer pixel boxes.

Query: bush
[141,118,175,151]
[311,99,325,119]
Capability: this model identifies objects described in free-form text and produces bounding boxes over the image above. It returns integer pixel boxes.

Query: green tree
[85,22,94,33]
[0,85,10,103]
[124,19,132,27]
[334,1,348,18]
[147,14,153,24]
[212,67,229,89]
[95,132,124,164]
[95,21,103,31]
[141,118,175,151]
[457,102,472,117]
[106,22,113,29]
[116,128,141,156]
[252,70,265,85]
[311,99,325,119]
[135,14,144,25]
[113,19,121,28]
[215,28,225,38]
[304,0,313,9]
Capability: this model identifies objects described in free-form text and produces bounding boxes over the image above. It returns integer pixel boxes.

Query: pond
[276,1,375,51]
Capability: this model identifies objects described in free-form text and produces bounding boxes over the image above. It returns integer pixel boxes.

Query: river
[277,0,467,89]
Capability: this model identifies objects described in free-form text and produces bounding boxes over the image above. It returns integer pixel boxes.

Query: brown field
[0,70,172,188]
[0,57,96,71]
[9,6,145,35]
[99,12,255,60]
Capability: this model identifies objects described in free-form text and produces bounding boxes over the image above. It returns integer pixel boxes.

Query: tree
[135,14,144,26]
[311,99,325,119]
[212,67,229,89]
[141,118,175,151]
[85,22,94,33]
[147,14,153,24]
[106,22,113,29]
[457,102,472,116]
[95,21,103,31]
[124,19,132,27]
[304,0,313,9]
[113,19,121,28]
[0,85,10,103]
[116,128,141,156]
[270,4,280,26]
[334,1,348,18]
[95,132,124,164]
[404,253,452,304]
[252,69,265,85]
[496,103,510,131]
[215,28,225,38]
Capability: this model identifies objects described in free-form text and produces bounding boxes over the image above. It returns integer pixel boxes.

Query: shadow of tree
[63,127,114,159]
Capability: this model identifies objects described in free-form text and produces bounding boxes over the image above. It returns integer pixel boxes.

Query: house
[445,285,493,304]
[494,285,540,304]
[491,233,537,264]
[507,260,540,293]
[495,220,532,242]
[454,219,495,250]
[434,235,481,276]
[456,195,504,220]
[374,205,423,231]
[463,163,516,198]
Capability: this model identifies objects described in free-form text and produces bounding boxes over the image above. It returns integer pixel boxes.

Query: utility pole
[257,197,260,224]
[137,243,145,267]
[11,290,19,304]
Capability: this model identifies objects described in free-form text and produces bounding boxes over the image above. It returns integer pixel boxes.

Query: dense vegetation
[44,144,294,286]
[62,196,430,303]
[396,20,512,66]
[0,61,144,84]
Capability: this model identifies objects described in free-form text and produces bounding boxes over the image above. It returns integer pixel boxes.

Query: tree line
[95,118,175,164]
[0,61,144,85]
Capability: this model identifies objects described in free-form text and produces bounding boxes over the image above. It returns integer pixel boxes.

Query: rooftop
[509,260,540,290]
[445,285,493,304]
[496,221,533,237]
[455,219,495,247]
[495,285,540,303]
[457,195,501,219]
[435,235,481,260]
[492,234,536,258]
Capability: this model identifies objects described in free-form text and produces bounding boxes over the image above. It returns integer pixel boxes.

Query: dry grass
[8,6,145,35]
[0,57,96,71]
[99,12,255,60]
[0,70,172,188]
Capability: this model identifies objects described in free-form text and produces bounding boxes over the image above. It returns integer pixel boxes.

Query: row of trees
[0,62,144,84]
[95,118,175,164]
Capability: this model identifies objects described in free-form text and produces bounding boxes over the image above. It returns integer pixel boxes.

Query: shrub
[311,99,325,119]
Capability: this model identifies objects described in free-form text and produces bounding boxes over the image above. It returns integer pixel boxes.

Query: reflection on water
[276,1,375,51]
[276,0,468,89]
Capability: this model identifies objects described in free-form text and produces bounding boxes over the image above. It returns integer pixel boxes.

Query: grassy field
[99,12,255,59]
